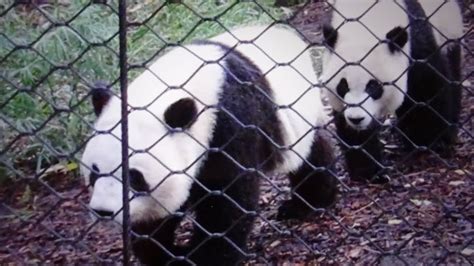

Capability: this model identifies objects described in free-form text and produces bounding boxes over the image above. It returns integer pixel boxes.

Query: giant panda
[321,0,463,183]
[80,24,337,265]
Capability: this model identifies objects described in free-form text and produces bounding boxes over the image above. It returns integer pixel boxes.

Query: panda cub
[321,0,463,183]
[81,25,337,265]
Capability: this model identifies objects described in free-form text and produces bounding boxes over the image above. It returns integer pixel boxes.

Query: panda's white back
[213,25,327,174]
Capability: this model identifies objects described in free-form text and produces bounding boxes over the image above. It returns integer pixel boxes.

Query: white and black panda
[321,0,463,183]
[80,24,337,265]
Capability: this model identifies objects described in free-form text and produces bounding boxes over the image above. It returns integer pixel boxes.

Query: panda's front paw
[368,174,390,184]
[347,162,386,184]
[277,199,310,220]
[349,172,390,185]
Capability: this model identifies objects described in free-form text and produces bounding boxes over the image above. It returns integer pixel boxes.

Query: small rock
[461,247,474,256]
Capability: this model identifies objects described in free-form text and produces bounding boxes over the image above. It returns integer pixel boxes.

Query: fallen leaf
[349,247,363,258]
[401,232,416,240]
[67,162,78,171]
[454,169,466,175]
[38,164,70,179]
[410,199,423,206]
[449,180,465,186]
[270,240,281,248]
[422,200,432,206]
[410,199,432,206]
[388,219,403,225]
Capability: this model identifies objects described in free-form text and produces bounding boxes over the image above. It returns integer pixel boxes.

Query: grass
[0,0,284,182]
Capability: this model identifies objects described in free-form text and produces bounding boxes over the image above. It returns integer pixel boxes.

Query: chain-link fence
[0,0,472,265]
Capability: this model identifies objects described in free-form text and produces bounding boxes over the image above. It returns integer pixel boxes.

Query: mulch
[1,2,473,265]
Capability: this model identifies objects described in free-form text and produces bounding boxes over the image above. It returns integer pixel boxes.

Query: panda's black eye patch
[336,78,349,98]
[164,97,197,130]
[90,164,100,187]
[130,169,149,193]
[366,80,383,100]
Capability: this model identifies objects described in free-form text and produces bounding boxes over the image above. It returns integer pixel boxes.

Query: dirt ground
[1,2,473,265]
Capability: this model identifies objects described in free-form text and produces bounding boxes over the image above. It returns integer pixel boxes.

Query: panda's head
[321,24,410,130]
[80,44,225,225]
[81,88,201,224]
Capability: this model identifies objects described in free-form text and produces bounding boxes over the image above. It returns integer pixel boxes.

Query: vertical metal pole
[118,0,131,264]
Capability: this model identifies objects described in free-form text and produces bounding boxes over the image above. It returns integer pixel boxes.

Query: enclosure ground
[1,2,473,265]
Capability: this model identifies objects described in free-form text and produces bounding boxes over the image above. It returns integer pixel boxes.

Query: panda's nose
[93,209,114,218]
[348,117,365,125]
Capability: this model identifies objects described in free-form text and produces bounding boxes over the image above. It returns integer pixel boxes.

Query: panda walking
[81,25,337,265]
[321,0,464,183]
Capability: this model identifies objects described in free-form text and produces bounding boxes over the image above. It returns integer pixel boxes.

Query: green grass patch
[0,0,284,180]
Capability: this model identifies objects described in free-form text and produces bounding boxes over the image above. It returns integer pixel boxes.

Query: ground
[0,1,473,265]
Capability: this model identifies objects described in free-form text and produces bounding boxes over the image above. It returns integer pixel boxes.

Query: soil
[1,1,473,265]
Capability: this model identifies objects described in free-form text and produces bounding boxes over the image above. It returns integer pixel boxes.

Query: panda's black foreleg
[184,153,259,266]
[277,129,338,220]
[334,112,386,184]
[131,215,183,265]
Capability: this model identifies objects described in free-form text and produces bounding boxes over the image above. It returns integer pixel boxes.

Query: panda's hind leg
[446,42,462,142]
[277,129,338,220]
[396,51,461,154]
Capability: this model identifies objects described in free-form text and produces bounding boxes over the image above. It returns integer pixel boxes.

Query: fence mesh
[0,0,473,265]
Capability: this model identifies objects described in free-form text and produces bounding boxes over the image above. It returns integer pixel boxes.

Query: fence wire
[0,0,473,265]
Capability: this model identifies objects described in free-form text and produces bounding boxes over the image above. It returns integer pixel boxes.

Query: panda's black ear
[91,81,112,117]
[164,97,197,129]
[386,26,408,53]
[323,25,338,49]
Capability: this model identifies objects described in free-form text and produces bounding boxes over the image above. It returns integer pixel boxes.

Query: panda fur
[81,24,337,265]
[321,0,463,182]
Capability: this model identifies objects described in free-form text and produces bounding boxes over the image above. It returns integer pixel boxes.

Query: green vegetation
[0,0,284,181]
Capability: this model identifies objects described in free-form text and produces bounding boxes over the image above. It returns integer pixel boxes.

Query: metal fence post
[118,0,131,264]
